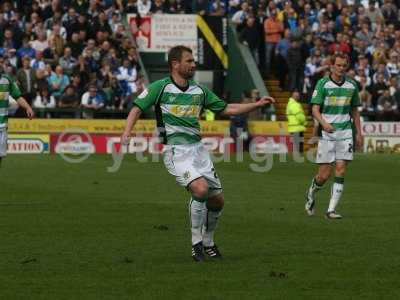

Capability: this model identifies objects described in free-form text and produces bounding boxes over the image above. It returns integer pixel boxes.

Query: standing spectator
[81,84,105,118]
[16,56,36,103]
[287,40,304,92]
[116,58,138,109]
[47,65,70,100]
[275,29,291,89]
[370,73,388,106]
[264,10,283,75]
[239,16,261,65]
[231,2,249,26]
[286,91,307,153]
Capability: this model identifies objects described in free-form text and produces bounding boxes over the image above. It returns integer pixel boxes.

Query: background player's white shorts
[0,130,7,158]
[163,142,222,192]
[316,138,353,164]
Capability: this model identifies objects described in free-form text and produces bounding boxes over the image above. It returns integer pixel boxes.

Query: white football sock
[202,208,223,247]
[189,198,207,245]
[328,177,344,212]
[308,177,323,199]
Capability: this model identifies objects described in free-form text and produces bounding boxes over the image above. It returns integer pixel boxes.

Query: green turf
[1,154,399,299]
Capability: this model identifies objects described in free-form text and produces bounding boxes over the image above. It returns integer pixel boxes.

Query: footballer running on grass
[121,45,275,262]
[0,57,34,167]
[305,53,363,220]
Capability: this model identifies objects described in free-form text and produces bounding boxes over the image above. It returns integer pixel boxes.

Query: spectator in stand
[81,84,105,118]
[209,0,226,16]
[30,31,49,54]
[377,89,398,121]
[232,2,249,25]
[30,51,46,71]
[193,0,210,16]
[239,16,261,65]
[6,48,18,69]
[370,73,388,107]
[59,47,78,76]
[264,9,283,76]
[287,40,304,92]
[33,87,56,109]
[275,29,291,89]
[17,37,36,60]
[116,58,138,109]
[48,65,70,100]
[358,75,375,121]
[16,56,36,103]
[137,0,152,17]
[66,32,85,59]
[58,85,80,108]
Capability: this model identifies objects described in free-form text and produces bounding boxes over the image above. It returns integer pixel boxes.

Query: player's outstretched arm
[16,97,34,119]
[351,107,363,150]
[221,96,275,116]
[121,106,142,145]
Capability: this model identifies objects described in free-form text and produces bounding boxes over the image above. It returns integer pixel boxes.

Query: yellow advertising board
[8,119,288,135]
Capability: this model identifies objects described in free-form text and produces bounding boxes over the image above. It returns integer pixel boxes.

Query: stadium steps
[265,80,316,151]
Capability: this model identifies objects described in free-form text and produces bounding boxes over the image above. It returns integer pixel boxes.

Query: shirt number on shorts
[348,143,353,153]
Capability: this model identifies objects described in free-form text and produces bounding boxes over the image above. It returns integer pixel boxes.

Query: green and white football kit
[133,77,227,191]
[311,76,360,164]
[0,74,22,157]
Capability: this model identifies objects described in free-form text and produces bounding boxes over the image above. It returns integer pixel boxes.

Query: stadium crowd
[2,0,400,121]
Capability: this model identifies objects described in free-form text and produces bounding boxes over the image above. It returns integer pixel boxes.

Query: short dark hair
[168,45,192,69]
[331,52,350,65]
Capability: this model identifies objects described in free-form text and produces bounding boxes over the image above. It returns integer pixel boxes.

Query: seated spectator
[370,73,388,106]
[209,0,226,16]
[358,75,375,121]
[59,85,80,108]
[33,87,56,109]
[377,89,398,121]
[30,51,46,71]
[30,31,49,53]
[66,32,84,59]
[48,65,70,100]
[59,47,78,75]
[17,38,36,60]
[5,48,18,68]
[81,84,105,118]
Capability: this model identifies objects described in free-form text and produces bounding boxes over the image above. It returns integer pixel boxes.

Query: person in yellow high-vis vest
[286,91,307,152]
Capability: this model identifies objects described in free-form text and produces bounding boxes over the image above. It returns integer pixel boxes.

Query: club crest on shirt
[183,171,191,180]
[193,95,201,104]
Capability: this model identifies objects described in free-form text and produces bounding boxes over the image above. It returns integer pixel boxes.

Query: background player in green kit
[121,45,275,262]
[305,53,363,219]
[0,57,34,167]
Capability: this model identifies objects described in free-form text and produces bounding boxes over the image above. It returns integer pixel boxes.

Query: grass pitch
[1,154,399,299]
